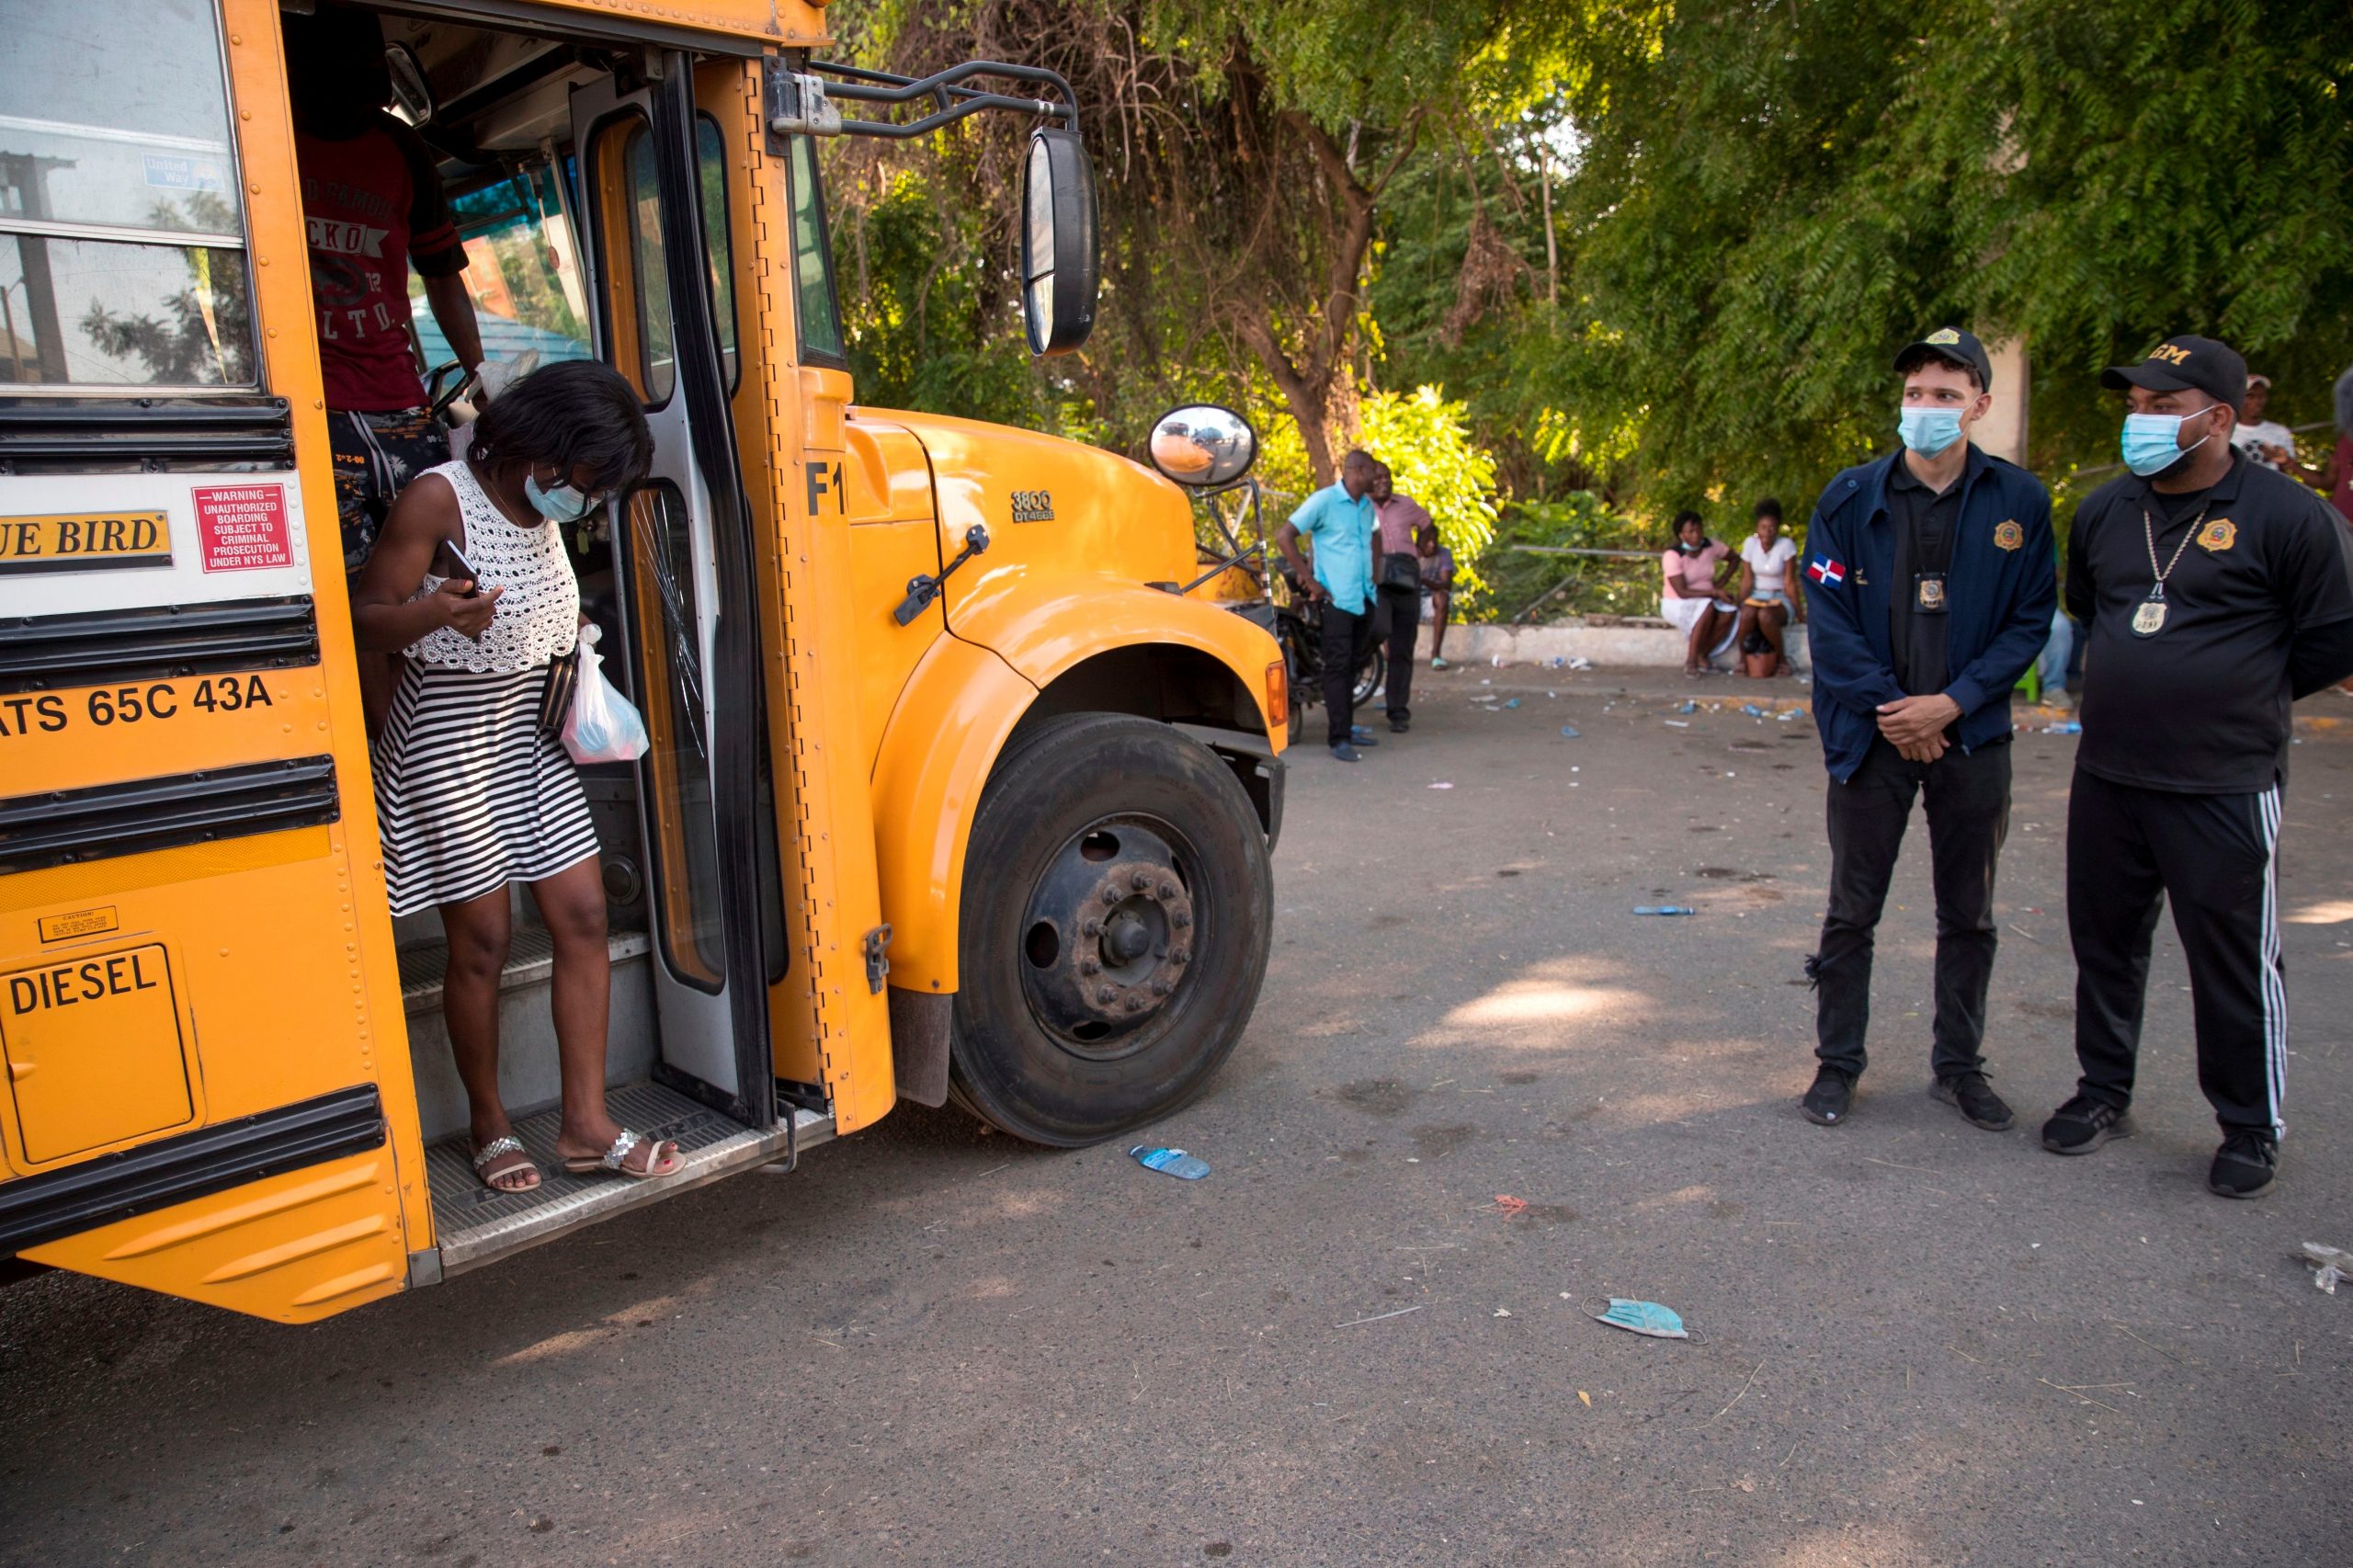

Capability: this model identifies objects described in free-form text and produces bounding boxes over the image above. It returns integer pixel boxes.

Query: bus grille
[0,756,340,876]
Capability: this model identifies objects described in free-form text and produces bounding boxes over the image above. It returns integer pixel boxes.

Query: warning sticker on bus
[194,484,293,573]
[0,512,172,575]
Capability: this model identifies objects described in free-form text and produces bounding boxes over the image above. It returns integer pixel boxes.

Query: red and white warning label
[193,484,292,573]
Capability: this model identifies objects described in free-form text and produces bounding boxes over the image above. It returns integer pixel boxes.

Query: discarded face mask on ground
[1130,1145,1211,1180]
[2302,1242,2352,1294]
[1591,1298,1689,1338]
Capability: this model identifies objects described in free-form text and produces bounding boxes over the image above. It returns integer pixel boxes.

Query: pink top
[1375,493,1433,555]
[1662,540,1729,597]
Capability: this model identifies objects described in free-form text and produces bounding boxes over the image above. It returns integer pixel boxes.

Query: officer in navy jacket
[1800,328,2056,1133]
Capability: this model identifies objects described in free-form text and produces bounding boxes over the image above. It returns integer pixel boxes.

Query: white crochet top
[405,460,582,673]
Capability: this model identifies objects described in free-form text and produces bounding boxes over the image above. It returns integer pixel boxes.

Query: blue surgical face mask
[524,473,596,523]
[2120,404,2220,478]
[1897,403,1967,457]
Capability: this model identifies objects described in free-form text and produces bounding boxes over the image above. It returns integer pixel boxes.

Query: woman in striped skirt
[353,360,679,1192]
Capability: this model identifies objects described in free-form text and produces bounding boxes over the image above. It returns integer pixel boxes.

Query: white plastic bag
[560,624,649,764]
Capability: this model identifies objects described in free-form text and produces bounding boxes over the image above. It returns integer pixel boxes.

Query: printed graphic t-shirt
[297,114,469,412]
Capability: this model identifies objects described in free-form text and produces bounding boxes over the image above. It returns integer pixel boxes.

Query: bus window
[412,167,593,379]
[694,118,737,391]
[0,2,256,388]
[784,138,845,366]
[621,127,676,405]
[600,121,735,404]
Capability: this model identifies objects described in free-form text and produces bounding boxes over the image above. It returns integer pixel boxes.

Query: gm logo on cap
[1926,328,1961,346]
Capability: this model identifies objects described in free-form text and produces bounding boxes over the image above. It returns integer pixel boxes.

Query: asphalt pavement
[5,665,2350,1567]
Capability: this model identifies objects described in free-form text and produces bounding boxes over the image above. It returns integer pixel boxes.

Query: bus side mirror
[1147,404,1258,489]
[1021,128,1097,357]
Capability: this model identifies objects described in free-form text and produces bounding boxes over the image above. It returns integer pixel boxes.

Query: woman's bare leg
[532,856,628,1163]
[1429,592,1450,660]
[439,885,516,1153]
[1761,603,1790,665]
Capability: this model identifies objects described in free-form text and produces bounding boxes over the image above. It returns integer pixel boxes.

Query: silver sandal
[559,1128,680,1179]
[471,1134,540,1192]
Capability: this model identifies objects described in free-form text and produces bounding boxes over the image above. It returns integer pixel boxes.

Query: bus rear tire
[948,712,1273,1146]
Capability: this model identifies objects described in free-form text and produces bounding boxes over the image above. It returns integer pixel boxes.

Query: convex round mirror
[1021,128,1098,357]
[1147,404,1258,488]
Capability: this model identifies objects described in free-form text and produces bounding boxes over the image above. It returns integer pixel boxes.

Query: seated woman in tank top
[351,360,675,1193]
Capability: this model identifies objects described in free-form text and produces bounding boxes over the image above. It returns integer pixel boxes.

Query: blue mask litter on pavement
[1592,1298,1688,1338]
[1130,1145,1210,1180]
[1897,404,1965,457]
[2120,406,2218,477]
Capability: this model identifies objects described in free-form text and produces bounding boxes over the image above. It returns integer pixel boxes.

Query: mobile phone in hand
[438,540,483,598]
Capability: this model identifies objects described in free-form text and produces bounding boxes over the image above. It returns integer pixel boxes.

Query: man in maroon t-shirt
[286,5,483,580]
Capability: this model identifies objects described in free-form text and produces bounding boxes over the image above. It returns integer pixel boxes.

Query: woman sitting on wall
[1660,509,1737,676]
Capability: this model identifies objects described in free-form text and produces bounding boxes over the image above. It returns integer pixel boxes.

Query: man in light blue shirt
[1275,449,1383,759]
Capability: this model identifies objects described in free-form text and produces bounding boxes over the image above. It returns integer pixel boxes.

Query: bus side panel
[220,0,432,1256]
[0,2,429,1320]
[17,1149,409,1324]
[707,61,896,1133]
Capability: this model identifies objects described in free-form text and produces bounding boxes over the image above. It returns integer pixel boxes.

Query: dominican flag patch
[1807,556,1846,587]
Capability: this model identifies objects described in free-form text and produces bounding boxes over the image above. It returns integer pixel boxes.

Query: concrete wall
[1439,619,1811,672]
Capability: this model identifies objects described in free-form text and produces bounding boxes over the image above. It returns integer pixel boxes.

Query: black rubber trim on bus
[0,597,319,695]
[0,756,340,877]
[0,1085,385,1256]
[0,397,294,472]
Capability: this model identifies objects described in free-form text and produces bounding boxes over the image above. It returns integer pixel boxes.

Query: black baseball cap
[2100,335,2247,414]
[1893,326,1994,391]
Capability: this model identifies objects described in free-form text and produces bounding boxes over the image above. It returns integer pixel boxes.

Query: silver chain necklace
[2131,498,2211,637]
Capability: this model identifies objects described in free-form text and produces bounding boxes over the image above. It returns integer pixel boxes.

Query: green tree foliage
[1550,0,2353,517]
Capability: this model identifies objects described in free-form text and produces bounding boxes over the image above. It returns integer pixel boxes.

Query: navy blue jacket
[1803,446,2057,782]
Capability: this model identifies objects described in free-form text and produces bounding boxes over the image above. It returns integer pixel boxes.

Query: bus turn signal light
[1264,661,1288,730]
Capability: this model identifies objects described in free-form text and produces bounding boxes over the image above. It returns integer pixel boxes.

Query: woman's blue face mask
[1897,403,1968,457]
[525,472,597,523]
[2120,403,2222,478]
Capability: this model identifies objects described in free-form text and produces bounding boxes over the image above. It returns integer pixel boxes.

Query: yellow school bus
[0,0,1286,1321]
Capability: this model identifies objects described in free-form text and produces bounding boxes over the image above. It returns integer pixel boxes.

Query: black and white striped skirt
[372,660,601,917]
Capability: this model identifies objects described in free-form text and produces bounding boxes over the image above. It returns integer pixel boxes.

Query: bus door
[569,61,778,1130]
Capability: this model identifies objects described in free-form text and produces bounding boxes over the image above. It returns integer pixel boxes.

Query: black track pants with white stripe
[2065,767,2287,1138]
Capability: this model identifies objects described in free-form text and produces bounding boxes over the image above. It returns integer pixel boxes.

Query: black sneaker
[2040,1094,2133,1154]
[2208,1130,2278,1199]
[1389,718,1410,733]
[1931,1072,2014,1131]
[1800,1066,1855,1126]
[1329,742,1361,763]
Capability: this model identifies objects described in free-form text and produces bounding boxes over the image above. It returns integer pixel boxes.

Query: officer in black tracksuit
[2043,335,2353,1199]
[1800,328,2057,1131]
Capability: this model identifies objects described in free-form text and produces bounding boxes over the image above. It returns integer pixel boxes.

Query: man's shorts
[326,407,449,574]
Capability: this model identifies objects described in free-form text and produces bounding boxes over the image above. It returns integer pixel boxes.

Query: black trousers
[1814,737,2011,1081]
[1319,601,1375,747]
[1379,581,1421,722]
[2066,767,2285,1137]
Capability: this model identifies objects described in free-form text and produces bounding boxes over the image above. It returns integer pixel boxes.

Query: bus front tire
[948,712,1273,1147]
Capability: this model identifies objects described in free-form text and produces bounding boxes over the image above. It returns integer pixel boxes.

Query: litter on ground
[1591,1298,1689,1339]
[1129,1145,1210,1180]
